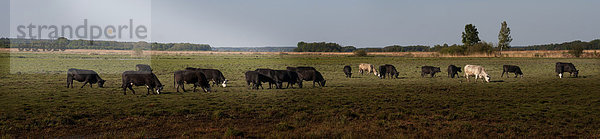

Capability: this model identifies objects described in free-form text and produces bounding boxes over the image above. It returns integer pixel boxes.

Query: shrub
[569,45,584,57]
[353,50,367,57]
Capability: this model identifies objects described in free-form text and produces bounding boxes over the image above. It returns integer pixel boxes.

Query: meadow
[0,51,599,138]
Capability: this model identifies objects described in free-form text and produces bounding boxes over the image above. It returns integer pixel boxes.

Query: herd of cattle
[65,62,580,95]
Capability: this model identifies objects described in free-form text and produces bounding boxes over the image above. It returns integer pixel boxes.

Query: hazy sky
[2,0,599,47]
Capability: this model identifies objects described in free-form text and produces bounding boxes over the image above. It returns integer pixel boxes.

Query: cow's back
[465,65,486,75]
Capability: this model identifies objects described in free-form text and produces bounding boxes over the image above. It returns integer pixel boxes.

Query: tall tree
[498,21,513,52]
[461,24,481,46]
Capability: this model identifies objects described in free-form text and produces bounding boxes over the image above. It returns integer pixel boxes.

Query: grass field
[1,51,599,138]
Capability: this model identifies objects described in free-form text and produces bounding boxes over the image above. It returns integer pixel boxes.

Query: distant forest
[1,38,599,52]
[1,37,211,51]
[294,40,600,52]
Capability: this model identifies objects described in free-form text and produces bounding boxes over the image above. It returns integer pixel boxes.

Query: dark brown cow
[245,71,276,89]
[447,65,462,78]
[66,68,105,88]
[121,71,163,95]
[296,69,326,87]
[174,70,211,92]
[555,62,579,78]
[502,65,523,78]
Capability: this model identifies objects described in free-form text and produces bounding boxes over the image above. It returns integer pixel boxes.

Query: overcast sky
[2,0,599,47]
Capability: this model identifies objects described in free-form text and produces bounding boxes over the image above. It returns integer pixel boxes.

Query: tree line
[1,37,211,51]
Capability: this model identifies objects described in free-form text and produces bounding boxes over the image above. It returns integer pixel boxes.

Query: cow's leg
[181,84,187,92]
[501,71,505,77]
[128,86,135,94]
[514,73,518,78]
[80,81,88,88]
[146,87,150,95]
[66,75,72,88]
[122,85,127,95]
[559,73,563,78]
[465,73,469,82]
[90,83,93,88]
[193,84,197,92]
[176,83,180,92]
[431,73,435,78]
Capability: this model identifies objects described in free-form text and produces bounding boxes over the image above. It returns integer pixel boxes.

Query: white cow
[464,65,490,82]
[358,63,378,76]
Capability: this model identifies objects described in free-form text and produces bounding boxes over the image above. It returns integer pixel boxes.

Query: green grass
[0,52,599,138]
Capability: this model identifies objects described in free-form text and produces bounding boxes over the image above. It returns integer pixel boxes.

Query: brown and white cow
[464,65,490,82]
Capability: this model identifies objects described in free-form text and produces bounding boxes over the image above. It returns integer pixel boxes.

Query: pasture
[0,51,599,138]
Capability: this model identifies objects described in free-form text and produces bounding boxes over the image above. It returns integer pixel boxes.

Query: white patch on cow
[146,85,150,88]
[156,89,160,94]
[130,83,134,85]
[559,73,563,78]
[221,83,227,88]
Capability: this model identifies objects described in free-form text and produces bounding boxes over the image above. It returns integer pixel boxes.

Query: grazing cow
[255,68,277,88]
[358,63,378,76]
[447,65,462,78]
[245,71,276,89]
[297,69,326,87]
[185,67,229,87]
[66,68,106,88]
[343,65,352,78]
[421,66,441,77]
[136,64,152,72]
[121,71,164,95]
[464,65,490,82]
[555,62,579,78]
[271,70,303,89]
[174,70,211,93]
[501,65,523,78]
[378,64,399,79]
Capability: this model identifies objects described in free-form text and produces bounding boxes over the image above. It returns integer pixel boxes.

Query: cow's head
[156,85,163,94]
[434,67,441,72]
[98,80,106,88]
[457,67,462,72]
[574,70,579,77]
[221,79,229,88]
[320,80,327,87]
[484,75,491,82]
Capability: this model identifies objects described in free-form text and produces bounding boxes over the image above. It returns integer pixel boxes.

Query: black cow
[556,62,579,78]
[255,68,276,88]
[297,69,326,87]
[447,65,462,78]
[245,71,276,89]
[343,65,352,78]
[421,66,441,77]
[174,70,211,92]
[66,68,106,88]
[185,67,229,88]
[121,71,163,95]
[271,70,303,89]
[502,65,523,78]
[379,64,399,79]
[136,64,152,72]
